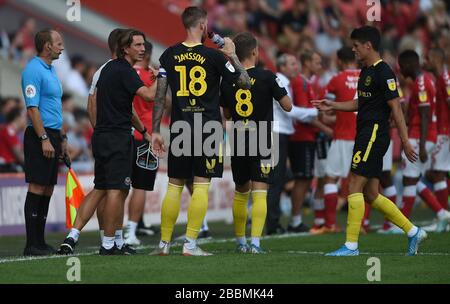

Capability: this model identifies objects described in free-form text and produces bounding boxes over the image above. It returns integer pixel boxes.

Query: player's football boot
[99,245,124,255]
[182,244,213,256]
[120,244,137,255]
[124,235,141,246]
[235,244,250,254]
[325,245,359,256]
[198,229,212,239]
[249,244,267,254]
[406,228,427,256]
[57,237,77,255]
[149,241,170,256]
[136,225,159,236]
[437,210,450,233]
[287,223,310,233]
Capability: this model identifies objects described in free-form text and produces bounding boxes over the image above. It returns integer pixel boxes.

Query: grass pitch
[0,206,449,284]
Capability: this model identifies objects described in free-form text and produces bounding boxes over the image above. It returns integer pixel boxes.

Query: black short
[288,141,315,179]
[24,126,61,186]
[92,130,133,190]
[231,156,273,185]
[132,139,157,191]
[167,131,223,179]
[350,122,390,178]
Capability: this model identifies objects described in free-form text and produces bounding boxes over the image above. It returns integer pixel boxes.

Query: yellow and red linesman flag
[65,168,85,229]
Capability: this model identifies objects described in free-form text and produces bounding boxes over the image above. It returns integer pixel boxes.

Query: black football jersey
[356,60,400,131]
[220,67,288,156]
[159,43,241,127]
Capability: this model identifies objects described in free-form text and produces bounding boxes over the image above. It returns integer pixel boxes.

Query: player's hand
[151,132,166,157]
[148,65,159,77]
[403,140,418,163]
[42,139,55,158]
[143,132,152,143]
[419,145,428,163]
[220,37,236,58]
[311,99,333,111]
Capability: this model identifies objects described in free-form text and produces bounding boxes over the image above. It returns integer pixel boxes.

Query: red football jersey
[435,69,450,135]
[290,75,317,142]
[408,72,437,142]
[0,124,21,164]
[133,67,155,141]
[326,69,360,140]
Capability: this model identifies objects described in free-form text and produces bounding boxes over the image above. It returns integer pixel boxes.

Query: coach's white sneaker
[125,235,141,246]
[422,221,438,232]
[149,241,170,256]
[182,244,213,256]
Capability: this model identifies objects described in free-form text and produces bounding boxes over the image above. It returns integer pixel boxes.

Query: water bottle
[208,31,225,48]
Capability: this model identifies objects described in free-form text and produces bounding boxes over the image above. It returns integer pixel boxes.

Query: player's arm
[87,90,97,127]
[220,38,251,89]
[418,105,429,163]
[311,99,358,112]
[277,95,292,112]
[387,98,417,163]
[151,74,169,156]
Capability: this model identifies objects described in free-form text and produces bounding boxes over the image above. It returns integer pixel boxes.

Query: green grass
[0,205,449,284]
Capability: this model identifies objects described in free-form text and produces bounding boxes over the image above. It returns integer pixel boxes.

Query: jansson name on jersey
[174,52,206,65]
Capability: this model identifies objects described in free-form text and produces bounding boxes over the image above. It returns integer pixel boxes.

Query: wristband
[139,127,147,135]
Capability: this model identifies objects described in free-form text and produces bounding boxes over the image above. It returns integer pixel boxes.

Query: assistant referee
[21,29,67,256]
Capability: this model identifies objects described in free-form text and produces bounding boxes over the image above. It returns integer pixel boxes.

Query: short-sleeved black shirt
[95,58,144,131]
[159,43,241,127]
[220,67,288,156]
[356,60,399,131]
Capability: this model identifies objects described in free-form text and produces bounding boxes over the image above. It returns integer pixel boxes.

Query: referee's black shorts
[132,138,157,191]
[350,122,390,178]
[24,126,61,186]
[92,129,133,190]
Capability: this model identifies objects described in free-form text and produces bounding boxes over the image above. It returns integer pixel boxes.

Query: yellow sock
[251,190,267,238]
[232,190,250,238]
[346,193,365,243]
[186,183,210,240]
[160,183,183,242]
[371,194,413,233]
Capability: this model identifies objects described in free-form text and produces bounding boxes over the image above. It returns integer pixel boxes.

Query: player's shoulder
[375,61,395,75]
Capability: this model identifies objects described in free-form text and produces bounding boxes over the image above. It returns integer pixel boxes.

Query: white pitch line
[1,229,449,263]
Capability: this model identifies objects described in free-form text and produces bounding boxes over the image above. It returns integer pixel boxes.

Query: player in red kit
[311,46,360,234]
[422,48,450,232]
[398,50,450,227]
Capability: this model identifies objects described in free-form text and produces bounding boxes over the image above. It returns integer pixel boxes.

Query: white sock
[127,221,138,238]
[344,242,358,250]
[236,237,246,245]
[68,228,80,242]
[437,209,447,220]
[290,215,302,227]
[99,230,104,242]
[114,230,124,249]
[251,237,260,247]
[159,240,168,248]
[102,236,115,250]
[185,237,197,250]
[314,218,325,226]
[407,226,419,237]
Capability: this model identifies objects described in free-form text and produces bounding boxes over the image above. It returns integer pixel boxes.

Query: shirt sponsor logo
[25,85,36,98]
[419,91,428,102]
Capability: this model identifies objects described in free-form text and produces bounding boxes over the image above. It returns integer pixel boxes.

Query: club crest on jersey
[206,159,216,170]
[387,79,396,91]
[364,76,372,86]
[419,91,428,102]
[261,163,271,175]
